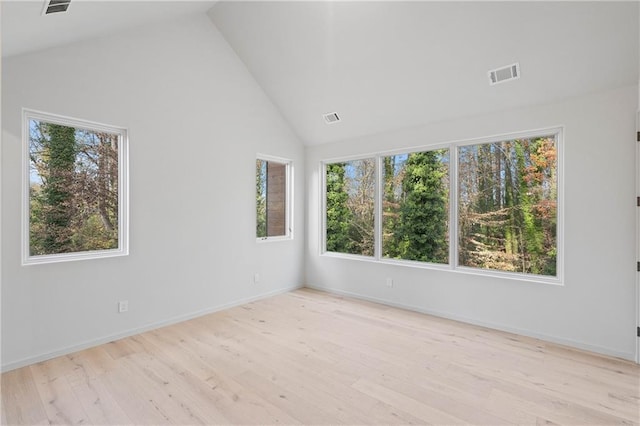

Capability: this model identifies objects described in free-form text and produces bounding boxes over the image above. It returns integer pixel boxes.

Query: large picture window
[23,110,128,265]
[322,129,561,283]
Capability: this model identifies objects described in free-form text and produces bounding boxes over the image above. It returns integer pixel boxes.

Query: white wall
[306,85,638,360]
[1,14,305,370]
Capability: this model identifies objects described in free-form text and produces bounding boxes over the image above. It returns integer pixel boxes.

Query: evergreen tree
[325,163,353,253]
[395,151,448,263]
[382,156,401,258]
[41,123,77,253]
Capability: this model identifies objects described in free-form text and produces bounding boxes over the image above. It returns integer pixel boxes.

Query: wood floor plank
[130,332,302,425]
[363,367,513,425]
[352,378,467,425]
[30,361,90,425]
[69,345,118,377]
[2,288,639,425]
[1,367,48,425]
[98,360,180,425]
[233,369,341,424]
[1,400,7,426]
[66,369,132,425]
[216,327,420,424]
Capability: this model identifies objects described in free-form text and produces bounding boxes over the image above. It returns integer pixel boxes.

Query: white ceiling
[209,1,639,145]
[1,0,217,58]
[2,1,639,146]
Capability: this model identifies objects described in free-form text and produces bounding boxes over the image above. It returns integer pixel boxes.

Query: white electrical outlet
[118,300,128,313]
[254,273,260,284]
[386,278,394,288]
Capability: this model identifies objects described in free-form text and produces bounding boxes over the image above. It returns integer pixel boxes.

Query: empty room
[1,1,639,424]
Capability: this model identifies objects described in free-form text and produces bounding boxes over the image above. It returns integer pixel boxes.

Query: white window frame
[22,109,129,265]
[320,154,378,260]
[320,127,564,285]
[256,154,293,242]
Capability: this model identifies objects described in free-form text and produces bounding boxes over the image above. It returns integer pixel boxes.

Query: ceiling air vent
[43,0,71,15]
[488,62,520,86]
[323,112,341,125]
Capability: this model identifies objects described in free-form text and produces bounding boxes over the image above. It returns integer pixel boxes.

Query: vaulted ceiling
[3,1,639,146]
[210,1,639,145]
[1,1,217,58]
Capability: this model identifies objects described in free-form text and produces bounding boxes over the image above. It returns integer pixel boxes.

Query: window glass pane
[458,136,557,276]
[256,158,289,238]
[28,119,120,256]
[382,149,449,264]
[325,158,375,256]
[256,159,267,238]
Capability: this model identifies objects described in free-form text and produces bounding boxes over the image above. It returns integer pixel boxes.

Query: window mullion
[320,162,327,254]
[374,155,383,260]
[450,145,459,270]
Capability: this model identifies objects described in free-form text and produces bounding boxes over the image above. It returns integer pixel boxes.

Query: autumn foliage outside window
[458,136,557,276]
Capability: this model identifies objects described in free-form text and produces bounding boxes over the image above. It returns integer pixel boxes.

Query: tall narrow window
[382,149,450,264]
[256,156,292,240]
[458,135,558,276]
[23,110,128,264]
[325,158,375,256]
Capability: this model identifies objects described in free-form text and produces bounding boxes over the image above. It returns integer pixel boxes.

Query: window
[382,149,450,264]
[23,110,128,265]
[325,158,375,256]
[256,156,292,240]
[458,136,558,276]
[322,129,561,283]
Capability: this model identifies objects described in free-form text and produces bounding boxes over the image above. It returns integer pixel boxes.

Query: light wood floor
[2,289,639,425]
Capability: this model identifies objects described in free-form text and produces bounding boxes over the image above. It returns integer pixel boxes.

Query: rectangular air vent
[489,62,520,86]
[43,0,71,15]
[323,112,341,124]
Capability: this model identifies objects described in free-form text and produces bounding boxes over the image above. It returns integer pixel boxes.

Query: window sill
[23,248,128,266]
[320,251,563,286]
[256,236,293,243]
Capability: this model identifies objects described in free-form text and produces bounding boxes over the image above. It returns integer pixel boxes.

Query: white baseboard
[305,283,636,362]
[1,284,302,372]
[5,282,632,372]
